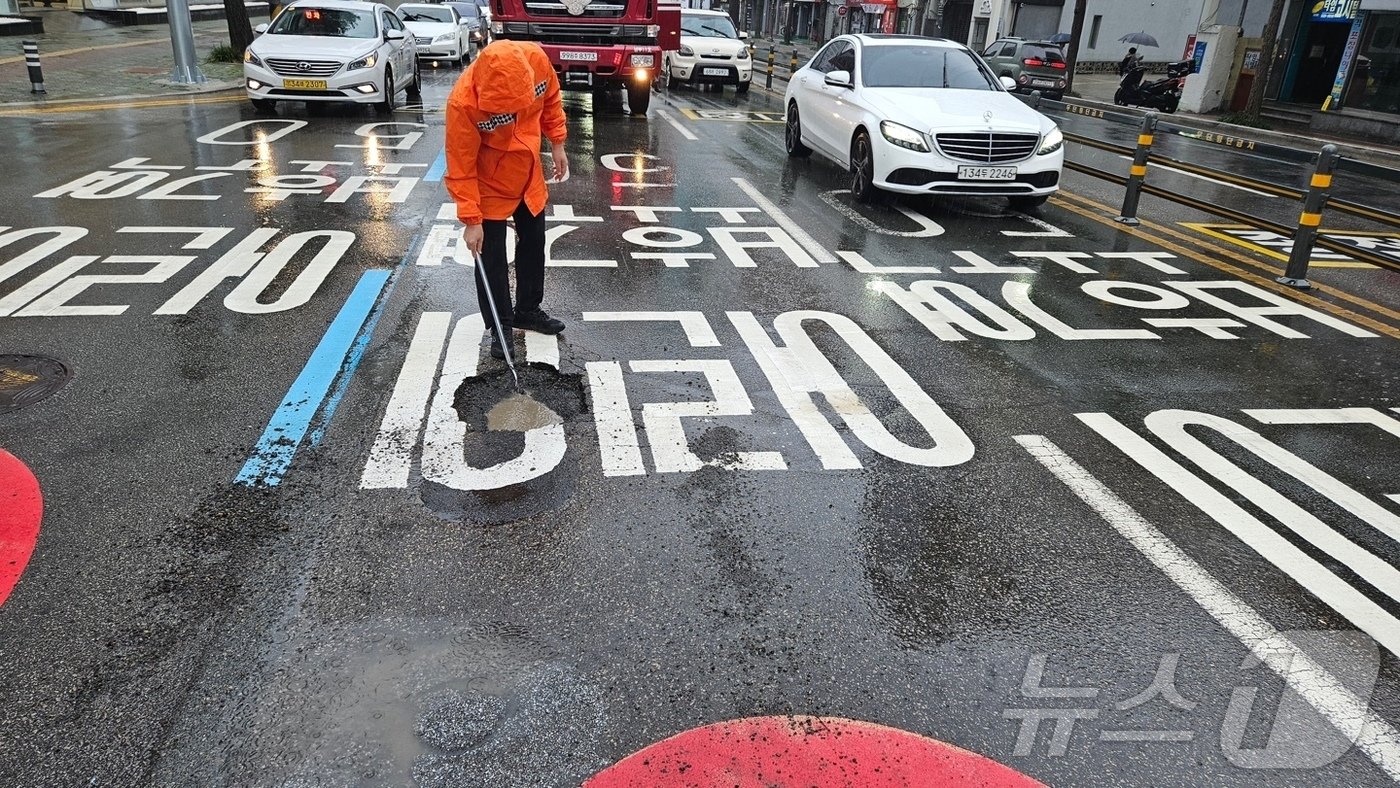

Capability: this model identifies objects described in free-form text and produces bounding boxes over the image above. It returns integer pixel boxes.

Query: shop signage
[1312,0,1359,20]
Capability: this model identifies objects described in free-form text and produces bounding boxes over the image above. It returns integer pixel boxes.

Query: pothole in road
[420,364,589,526]
[0,355,73,414]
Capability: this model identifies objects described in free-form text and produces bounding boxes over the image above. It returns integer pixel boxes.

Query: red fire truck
[488,0,681,114]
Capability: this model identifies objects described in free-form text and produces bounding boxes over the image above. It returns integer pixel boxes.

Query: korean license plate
[560,50,597,61]
[282,78,327,90]
[957,165,1017,181]
[1031,79,1054,87]
[702,67,729,76]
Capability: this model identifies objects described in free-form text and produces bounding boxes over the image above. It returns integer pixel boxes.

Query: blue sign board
[1192,41,1207,74]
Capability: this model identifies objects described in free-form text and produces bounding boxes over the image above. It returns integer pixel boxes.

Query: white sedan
[244,0,421,114]
[667,9,752,92]
[398,3,471,64]
[783,34,1063,209]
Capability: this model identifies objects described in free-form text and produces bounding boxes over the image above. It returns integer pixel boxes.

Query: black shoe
[513,308,565,335]
[489,333,506,360]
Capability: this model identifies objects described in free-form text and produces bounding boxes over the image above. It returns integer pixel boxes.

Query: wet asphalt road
[1,66,1400,787]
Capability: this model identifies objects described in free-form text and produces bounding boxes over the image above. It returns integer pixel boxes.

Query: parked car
[981,37,1068,100]
[244,0,421,114]
[783,34,1063,209]
[398,2,472,64]
[666,8,752,92]
[445,1,490,47]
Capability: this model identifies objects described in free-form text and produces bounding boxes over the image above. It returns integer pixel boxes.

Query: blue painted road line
[236,269,392,487]
[425,149,447,182]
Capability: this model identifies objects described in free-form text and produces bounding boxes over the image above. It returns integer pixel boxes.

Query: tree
[224,0,255,54]
[1243,0,1286,121]
[1062,0,1087,95]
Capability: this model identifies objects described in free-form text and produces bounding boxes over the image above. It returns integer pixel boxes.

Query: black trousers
[477,201,546,334]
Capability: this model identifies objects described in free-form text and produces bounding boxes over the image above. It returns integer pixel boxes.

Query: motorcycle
[1114,60,1192,113]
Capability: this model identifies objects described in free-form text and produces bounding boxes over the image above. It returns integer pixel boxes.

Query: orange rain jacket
[445,41,567,226]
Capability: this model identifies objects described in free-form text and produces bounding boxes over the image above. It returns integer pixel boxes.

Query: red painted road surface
[585,715,1045,787]
[0,449,42,608]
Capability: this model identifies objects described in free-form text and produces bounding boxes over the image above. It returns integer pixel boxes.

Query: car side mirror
[254,22,268,34]
[999,75,1016,90]
[825,70,852,89]
[739,31,748,39]
[386,28,407,40]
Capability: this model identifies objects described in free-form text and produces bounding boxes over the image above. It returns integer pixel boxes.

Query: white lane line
[1015,434,1400,782]
[361,312,452,489]
[1113,154,1278,197]
[656,109,700,141]
[732,177,838,264]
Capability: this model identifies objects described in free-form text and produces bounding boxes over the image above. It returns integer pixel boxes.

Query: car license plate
[702,67,728,76]
[560,50,597,61]
[1031,79,1055,87]
[957,166,1017,181]
[282,79,327,90]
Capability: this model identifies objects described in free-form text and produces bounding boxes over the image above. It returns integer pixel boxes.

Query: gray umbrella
[1048,32,1071,44]
[1118,31,1160,47]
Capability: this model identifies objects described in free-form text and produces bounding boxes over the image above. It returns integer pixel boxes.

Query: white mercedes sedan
[783,34,1063,209]
[398,3,471,64]
[244,0,421,114]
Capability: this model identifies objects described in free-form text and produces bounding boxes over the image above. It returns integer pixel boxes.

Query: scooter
[1114,60,1191,113]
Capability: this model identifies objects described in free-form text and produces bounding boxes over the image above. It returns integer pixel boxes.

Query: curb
[0,80,243,109]
[1060,94,1400,170]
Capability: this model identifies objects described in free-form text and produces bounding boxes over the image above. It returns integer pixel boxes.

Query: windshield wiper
[941,53,948,88]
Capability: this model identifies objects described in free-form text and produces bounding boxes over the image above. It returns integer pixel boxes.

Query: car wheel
[407,61,422,100]
[626,79,651,115]
[850,130,880,204]
[251,98,276,113]
[736,77,750,94]
[1008,194,1050,211]
[784,102,812,158]
[377,66,396,115]
[1113,87,1126,106]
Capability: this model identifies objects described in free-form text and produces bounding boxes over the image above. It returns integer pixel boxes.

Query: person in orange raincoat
[445,40,569,358]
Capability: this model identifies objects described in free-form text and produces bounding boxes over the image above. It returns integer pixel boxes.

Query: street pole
[1063,0,1087,95]
[167,0,207,84]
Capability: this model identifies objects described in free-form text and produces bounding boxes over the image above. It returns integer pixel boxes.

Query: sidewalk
[0,6,244,104]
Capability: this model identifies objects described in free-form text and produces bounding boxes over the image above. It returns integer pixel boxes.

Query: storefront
[1279,0,1362,105]
[848,0,894,33]
[1347,0,1400,113]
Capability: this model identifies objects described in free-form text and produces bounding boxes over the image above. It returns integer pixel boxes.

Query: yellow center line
[1050,192,1400,340]
[0,36,171,66]
[0,93,244,116]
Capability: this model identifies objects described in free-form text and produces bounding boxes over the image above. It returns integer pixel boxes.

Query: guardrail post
[789,48,798,75]
[23,41,45,95]
[1277,144,1340,290]
[766,45,775,90]
[1114,111,1158,226]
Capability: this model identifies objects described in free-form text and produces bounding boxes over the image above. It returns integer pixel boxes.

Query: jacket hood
[473,41,536,114]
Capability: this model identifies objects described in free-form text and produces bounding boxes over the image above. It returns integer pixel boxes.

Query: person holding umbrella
[1119,46,1143,76]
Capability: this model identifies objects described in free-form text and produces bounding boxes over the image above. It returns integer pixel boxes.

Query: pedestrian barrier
[1022,90,1400,287]
[23,41,45,95]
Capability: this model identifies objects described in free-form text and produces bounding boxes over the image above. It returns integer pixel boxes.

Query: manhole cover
[0,355,72,414]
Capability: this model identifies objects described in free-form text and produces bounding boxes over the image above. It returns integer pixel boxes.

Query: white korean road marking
[731,177,837,264]
[656,109,700,141]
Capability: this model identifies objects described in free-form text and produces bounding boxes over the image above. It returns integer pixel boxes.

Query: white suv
[244,0,421,114]
[666,9,752,92]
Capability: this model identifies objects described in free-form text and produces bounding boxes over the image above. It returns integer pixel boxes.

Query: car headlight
[1038,127,1063,155]
[243,49,263,67]
[738,48,749,59]
[879,120,929,152]
[678,44,694,57]
[434,32,455,42]
[347,52,378,70]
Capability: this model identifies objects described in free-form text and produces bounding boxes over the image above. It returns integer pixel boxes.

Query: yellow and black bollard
[1278,144,1340,290]
[766,45,775,90]
[1114,112,1158,226]
[789,48,798,75]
